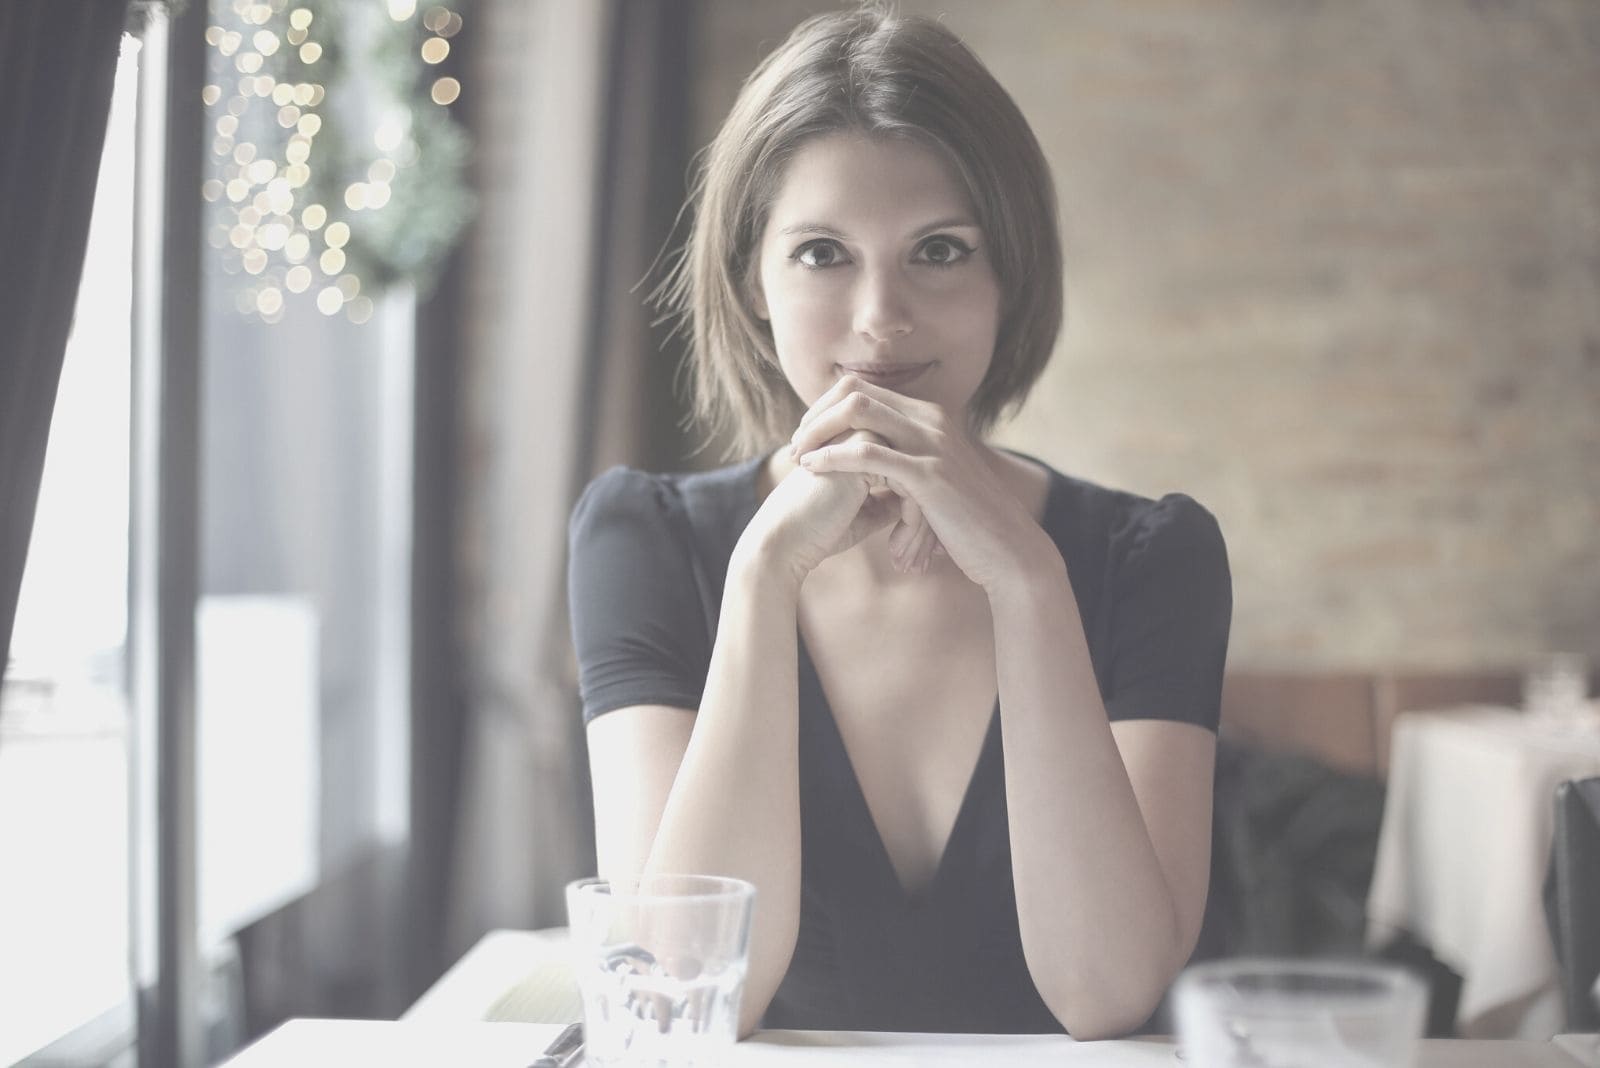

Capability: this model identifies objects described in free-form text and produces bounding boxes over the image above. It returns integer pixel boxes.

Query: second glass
[1174,957,1426,1068]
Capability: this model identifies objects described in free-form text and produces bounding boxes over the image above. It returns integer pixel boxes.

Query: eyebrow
[778,217,982,239]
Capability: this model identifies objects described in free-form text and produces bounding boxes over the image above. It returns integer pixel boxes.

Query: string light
[203,0,468,323]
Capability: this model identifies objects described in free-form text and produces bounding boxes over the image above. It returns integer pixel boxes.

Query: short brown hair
[658,4,1063,458]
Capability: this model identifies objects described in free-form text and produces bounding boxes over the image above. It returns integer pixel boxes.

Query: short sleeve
[1102,494,1232,731]
[567,467,711,722]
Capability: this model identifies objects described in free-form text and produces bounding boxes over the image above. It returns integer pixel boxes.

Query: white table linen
[1367,706,1600,1038]
[219,1019,1597,1067]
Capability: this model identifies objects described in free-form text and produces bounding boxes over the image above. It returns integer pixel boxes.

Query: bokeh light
[204,0,467,324]
[420,37,449,64]
[430,77,460,106]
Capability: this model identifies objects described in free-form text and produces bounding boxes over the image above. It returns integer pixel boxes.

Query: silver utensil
[528,1021,584,1067]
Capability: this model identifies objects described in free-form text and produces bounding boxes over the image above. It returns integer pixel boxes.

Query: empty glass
[566,874,755,1068]
[1174,958,1426,1068]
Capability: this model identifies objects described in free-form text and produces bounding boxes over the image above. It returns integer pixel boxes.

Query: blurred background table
[1368,705,1600,1038]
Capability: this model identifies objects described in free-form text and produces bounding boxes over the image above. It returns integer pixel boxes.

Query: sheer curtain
[0,0,131,676]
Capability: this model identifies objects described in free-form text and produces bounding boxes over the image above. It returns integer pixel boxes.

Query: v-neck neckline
[796,635,1002,906]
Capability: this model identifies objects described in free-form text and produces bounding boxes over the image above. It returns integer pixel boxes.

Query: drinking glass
[1174,958,1426,1068]
[566,874,755,1068]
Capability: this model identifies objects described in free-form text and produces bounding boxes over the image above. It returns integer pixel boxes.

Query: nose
[852,265,914,343]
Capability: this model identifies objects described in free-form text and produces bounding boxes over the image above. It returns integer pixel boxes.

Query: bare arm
[643,550,805,1036]
[988,544,1215,1038]
[584,461,896,1036]
[791,375,1223,1038]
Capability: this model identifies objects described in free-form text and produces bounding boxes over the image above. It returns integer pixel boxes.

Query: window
[0,34,141,1067]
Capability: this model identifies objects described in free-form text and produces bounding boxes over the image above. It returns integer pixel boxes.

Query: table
[1367,705,1600,1038]
[219,1019,1600,1066]
[401,928,580,1023]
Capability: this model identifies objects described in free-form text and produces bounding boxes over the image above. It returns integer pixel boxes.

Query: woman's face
[752,133,1002,424]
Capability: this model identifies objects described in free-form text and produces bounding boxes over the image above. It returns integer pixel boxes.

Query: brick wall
[689,0,1600,671]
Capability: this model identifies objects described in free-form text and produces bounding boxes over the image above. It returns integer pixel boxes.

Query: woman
[567,4,1230,1039]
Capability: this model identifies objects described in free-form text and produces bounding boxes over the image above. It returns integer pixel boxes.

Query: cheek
[934,278,1002,354]
[763,295,842,402]
[767,284,850,352]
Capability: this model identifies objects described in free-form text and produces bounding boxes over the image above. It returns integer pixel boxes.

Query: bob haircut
[659,3,1063,459]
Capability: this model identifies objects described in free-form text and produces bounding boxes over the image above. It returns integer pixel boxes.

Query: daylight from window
[0,34,140,1066]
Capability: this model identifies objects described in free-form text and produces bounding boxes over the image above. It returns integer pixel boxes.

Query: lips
[835,361,934,390]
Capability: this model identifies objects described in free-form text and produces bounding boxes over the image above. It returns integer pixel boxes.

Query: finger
[838,429,890,489]
[886,494,922,569]
[794,374,859,439]
[793,390,926,459]
[796,372,937,438]
[896,496,928,571]
[845,490,898,546]
[888,519,914,570]
[907,513,940,575]
[797,438,923,490]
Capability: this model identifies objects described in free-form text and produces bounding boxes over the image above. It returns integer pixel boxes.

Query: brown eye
[794,240,847,268]
[916,236,974,267]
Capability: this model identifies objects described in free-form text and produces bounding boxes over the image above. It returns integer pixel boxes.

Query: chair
[1546,776,1600,1031]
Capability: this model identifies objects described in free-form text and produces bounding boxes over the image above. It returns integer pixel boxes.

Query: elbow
[1026,932,1187,1040]
[1047,988,1164,1041]
[734,964,783,1040]
[733,912,800,1040]
[1035,970,1169,1041]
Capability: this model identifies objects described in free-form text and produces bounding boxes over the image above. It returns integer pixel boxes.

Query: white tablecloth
[220,1020,1597,1067]
[1367,706,1600,1038]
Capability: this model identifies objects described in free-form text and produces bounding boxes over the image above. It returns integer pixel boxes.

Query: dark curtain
[0,0,131,678]
[576,0,697,478]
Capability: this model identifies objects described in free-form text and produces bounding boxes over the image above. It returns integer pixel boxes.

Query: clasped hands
[785,374,1039,594]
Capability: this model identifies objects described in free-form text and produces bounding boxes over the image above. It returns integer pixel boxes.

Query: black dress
[567,452,1231,1034]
